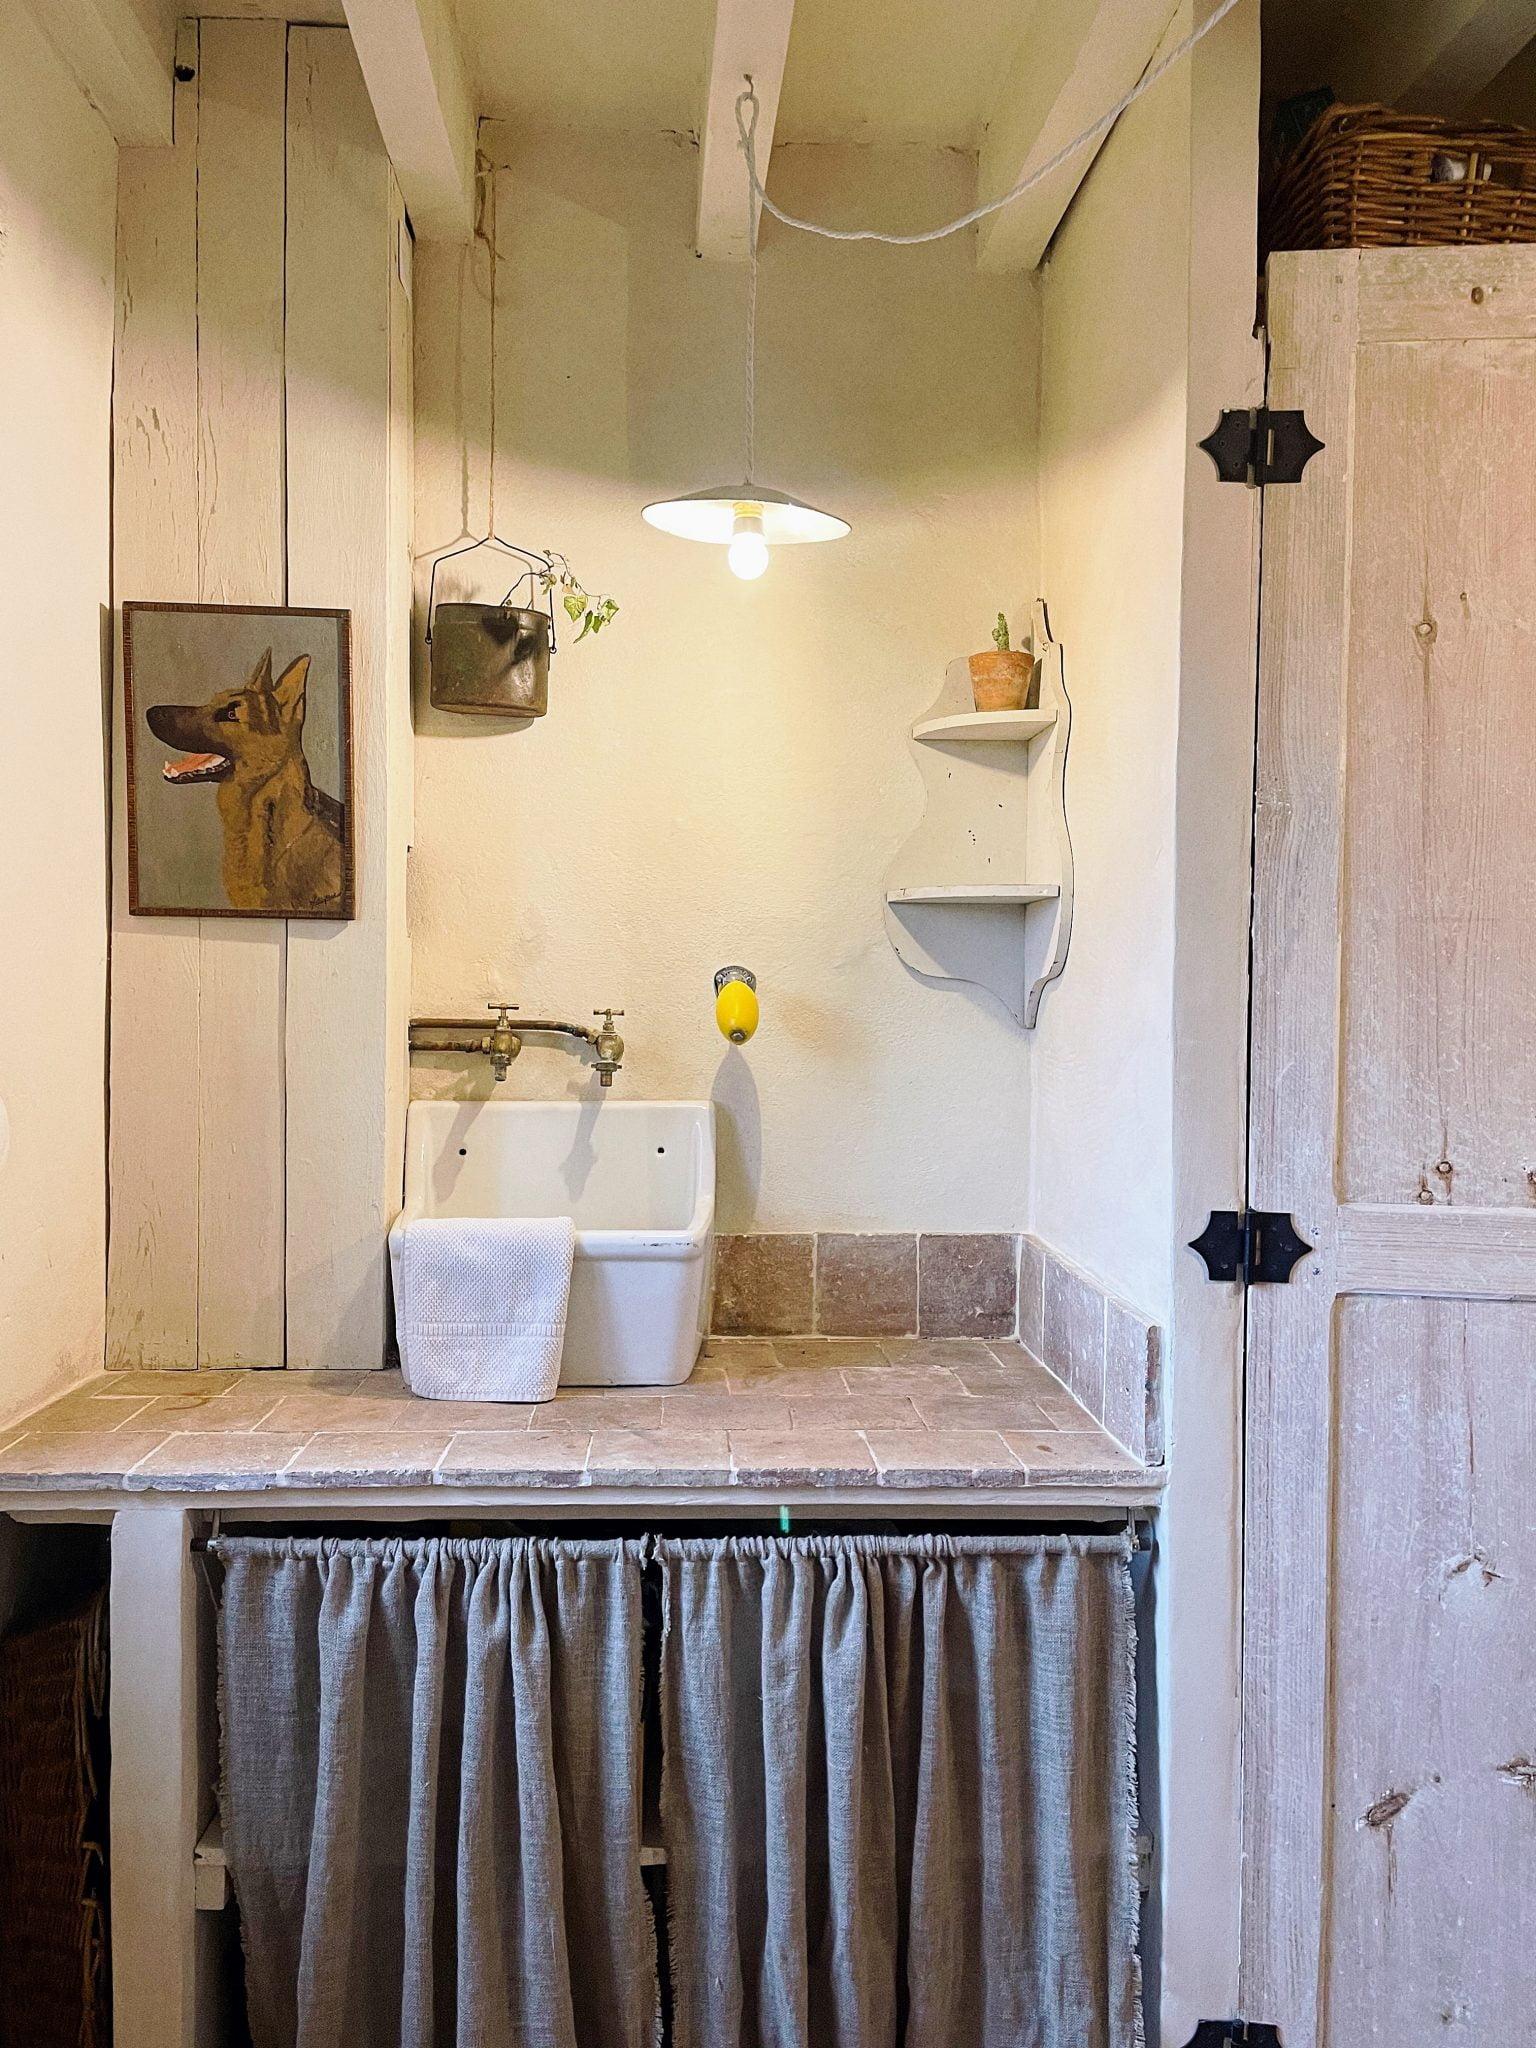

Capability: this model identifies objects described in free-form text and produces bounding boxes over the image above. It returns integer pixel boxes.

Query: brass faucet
[593,1009,625,1087]
[485,1004,522,1082]
[408,1003,627,1087]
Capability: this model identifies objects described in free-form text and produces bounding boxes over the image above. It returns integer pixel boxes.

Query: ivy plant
[540,552,620,643]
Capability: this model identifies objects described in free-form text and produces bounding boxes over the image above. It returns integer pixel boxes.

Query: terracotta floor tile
[772,1339,890,1370]
[279,1370,397,1397]
[728,1430,876,1485]
[132,1394,286,1433]
[100,1370,246,1396]
[881,1338,1004,1369]
[587,1429,731,1485]
[838,1362,966,1394]
[699,1338,777,1369]
[22,1391,160,1434]
[785,1395,922,1430]
[1002,1431,1146,1485]
[257,1394,431,1433]
[0,1347,1147,1500]
[862,1430,1026,1487]
[124,1433,313,1488]
[908,1394,1059,1433]
[390,1399,538,1431]
[538,1393,665,1432]
[281,1433,453,1484]
[437,1432,592,1484]
[0,1431,171,1486]
[659,1393,791,1431]
[346,1370,413,1399]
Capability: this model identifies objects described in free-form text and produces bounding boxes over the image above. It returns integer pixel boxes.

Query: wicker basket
[1265,102,1536,256]
[0,1590,111,2048]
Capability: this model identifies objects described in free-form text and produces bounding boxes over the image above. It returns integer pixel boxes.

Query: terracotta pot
[968,648,1034,712]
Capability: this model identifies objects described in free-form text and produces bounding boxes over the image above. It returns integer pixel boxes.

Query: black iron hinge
[1199,407,1323,486]
[1182,2023,1283,2048]
[1189,1209,1312,1286]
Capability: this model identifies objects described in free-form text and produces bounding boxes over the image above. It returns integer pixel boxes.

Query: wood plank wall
[108,21,412,1371]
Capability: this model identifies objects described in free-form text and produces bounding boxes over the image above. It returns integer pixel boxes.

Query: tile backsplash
[1019,1236,1163,1465]
[712,1234,1018,1344]
[713,1230,1163,1467]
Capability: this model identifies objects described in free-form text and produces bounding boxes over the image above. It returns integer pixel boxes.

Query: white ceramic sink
[389,1099,715,1387]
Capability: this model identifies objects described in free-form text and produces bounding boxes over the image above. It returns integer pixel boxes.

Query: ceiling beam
[975,0,1177,274]
[342,0,475,242]
[696,0,796,262]
[20,0,175,145]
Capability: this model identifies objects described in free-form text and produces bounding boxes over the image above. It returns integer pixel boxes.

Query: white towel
[397,1216,575,1403]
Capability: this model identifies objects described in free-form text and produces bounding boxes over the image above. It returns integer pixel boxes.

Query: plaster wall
[0,7,117,1425]
[1029,33,1193,1323]
[413,127,1042,1232]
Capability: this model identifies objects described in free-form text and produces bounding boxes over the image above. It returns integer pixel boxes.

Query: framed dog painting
[122,602,354,919]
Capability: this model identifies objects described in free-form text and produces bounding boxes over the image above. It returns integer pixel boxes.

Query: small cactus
[992,612,1010,653]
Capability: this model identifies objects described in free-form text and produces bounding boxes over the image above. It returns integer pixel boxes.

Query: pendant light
[643,81,849,577]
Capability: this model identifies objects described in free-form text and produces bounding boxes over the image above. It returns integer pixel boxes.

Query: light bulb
[727,504,769,580]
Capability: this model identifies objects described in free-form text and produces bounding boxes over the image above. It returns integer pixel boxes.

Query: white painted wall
[1026,6,1262,2040]
[413,127,1041,1232]
[0,7,116,1428]
[1028,22,1192,1323]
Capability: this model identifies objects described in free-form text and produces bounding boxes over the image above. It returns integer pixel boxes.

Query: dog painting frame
[122,602,355,920]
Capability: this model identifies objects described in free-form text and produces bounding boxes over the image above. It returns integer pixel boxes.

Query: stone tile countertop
[0,1340,1164,1506]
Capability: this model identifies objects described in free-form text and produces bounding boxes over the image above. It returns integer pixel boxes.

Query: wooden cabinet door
[1243,247,1536,2046]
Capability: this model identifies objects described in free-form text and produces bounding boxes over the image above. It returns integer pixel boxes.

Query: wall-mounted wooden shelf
[883,599,1074,1029]
[910,708,1057,745]
[888,884,1060,906]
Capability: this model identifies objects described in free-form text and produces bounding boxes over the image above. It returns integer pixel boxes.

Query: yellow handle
[716,979,759,1044]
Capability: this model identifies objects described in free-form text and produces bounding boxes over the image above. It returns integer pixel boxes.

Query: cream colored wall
[1026,6,1263,2040]
[413,127,1041,1232]
[0,7,117,1424]
[1029,24,1192,1322]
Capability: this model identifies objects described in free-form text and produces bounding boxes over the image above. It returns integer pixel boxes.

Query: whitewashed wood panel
[1242,248,1359,2045]
[1326,1297,1535,2042]
[107,26,203,1369]
[191,19,289,1367]
[1339,335,1536,1210]
[1245,247,1536,2046]
[282,27,411,1368]
[1357,244,1536,339]
[1339,1204,1536,1298]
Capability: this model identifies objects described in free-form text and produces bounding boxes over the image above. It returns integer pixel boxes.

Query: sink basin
[388,1099,715,1387]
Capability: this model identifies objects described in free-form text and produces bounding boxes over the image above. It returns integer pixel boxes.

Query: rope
[746,144,759,480]
[734,0,1242,247]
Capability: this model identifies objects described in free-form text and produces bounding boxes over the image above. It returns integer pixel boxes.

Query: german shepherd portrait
[123,604,353,919]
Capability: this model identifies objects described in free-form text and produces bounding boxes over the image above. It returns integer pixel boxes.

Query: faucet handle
[487,1001,521,1016]
[593,1008,625,1021]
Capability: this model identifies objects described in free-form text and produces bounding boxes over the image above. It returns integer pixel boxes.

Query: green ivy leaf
[563,589,587,624]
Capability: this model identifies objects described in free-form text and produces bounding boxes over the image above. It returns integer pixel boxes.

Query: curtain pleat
[215,1535,655,2048]
[656,1531,1141,2048]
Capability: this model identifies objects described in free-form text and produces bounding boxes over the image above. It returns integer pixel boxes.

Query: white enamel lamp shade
[641,483,850,546]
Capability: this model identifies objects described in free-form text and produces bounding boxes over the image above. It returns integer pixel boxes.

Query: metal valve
[592,1009,625,1085]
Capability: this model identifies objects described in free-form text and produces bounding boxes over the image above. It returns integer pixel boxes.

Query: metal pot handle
[424,534,559,656]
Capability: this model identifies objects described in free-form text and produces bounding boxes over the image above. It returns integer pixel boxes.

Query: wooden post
[109,1504,202,2048]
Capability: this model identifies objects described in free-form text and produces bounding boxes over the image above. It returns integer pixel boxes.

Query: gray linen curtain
[214,1535,655,2048]
[656,1531,1141,2048]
